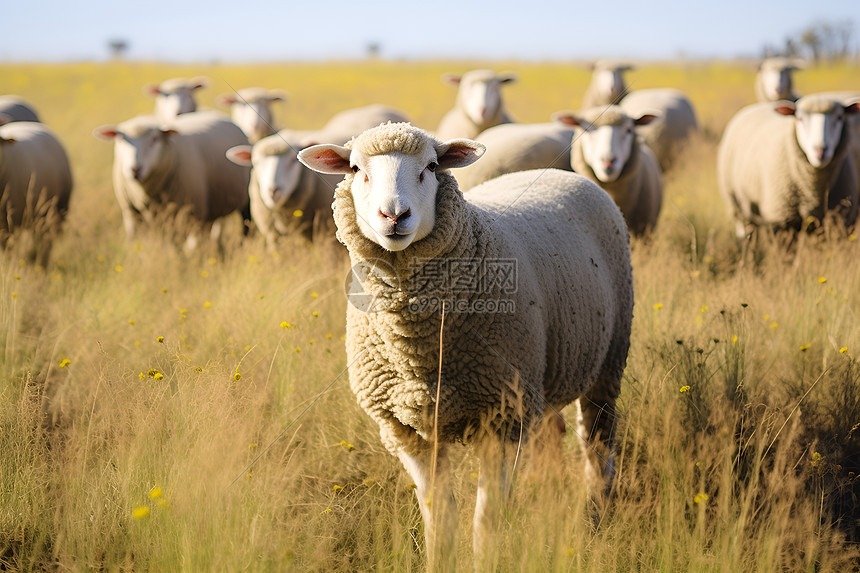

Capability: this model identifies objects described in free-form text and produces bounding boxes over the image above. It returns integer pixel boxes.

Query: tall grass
[1,59,859,571]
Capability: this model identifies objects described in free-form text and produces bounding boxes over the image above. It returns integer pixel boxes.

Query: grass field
[2,59,860,571]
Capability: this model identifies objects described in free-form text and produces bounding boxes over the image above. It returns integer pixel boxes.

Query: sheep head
[776,95,860,168]
[299,122,484,252]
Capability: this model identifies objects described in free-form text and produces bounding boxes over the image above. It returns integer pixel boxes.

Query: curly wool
[346,121,434,157]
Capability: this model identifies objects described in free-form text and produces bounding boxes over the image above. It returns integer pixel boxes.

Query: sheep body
[619,88,698,170]
[436,70,516,140]
[0,95,40,124]
[94,111,250,243]
[454,122,575,190]
[299,122,632,568]
[717,95,859,237]
[0,121,72,262]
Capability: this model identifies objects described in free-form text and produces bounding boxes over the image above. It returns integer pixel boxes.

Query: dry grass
[1,59,859,571]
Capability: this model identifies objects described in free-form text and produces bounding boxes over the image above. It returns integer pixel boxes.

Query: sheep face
[555,108,657,183]
[777,99,860,168]
[760,67,795,101]
[591,66,630,103]
[110,127,174,183]
[448,71,517,127]
[253,149,303,210]
[298,125,485,252]
[145,78,207,122]
[232,100,276,143]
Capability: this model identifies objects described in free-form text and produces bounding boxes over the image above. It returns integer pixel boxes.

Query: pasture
[1,59,860,571]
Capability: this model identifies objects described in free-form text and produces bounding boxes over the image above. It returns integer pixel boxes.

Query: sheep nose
[602,158,616,171]
[131,166,142,180]
[379,208,411,224]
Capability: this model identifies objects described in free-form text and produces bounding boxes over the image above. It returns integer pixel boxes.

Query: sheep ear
[441,73,462,86]
[551,111,583,127]
[216,93,237,107]
[226,145,253,166]
[268,89,287,102]
[436,139,486,170]
[92,125,119,141]
[498,72,518,84]
[634,113,659,126]
[0,113,11,127]
[845,102,860,115]
[190,77,209,90]
[160,128,179,137]
[298,144,353,174]
[144,84,162,97]
[774,101,797,116]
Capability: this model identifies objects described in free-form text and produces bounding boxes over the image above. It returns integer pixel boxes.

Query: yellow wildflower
[326,333,333,340]
[148,487,162,499]
[280,321,291,329]
[115,265,123,273]
[653,303,663,310]
[132,506,150,519]
[770,322,778,329]
[700,305,708,313]
[161,287,168,293]
[203,301,211,308]
[156,336,164,343]
[249,443,258,450]
[312,311,319,317]
[13,275,20,280]
[208,258,216,266]
[333,485,342,492]
[693,493,709,504]
[293,209,304,218]
[679,385,691,393]
[59,358,71,368]
[818,277,827,284]
[799,344,811,351]
[153,372,164,381]
[233,372,242,381]
[128,319,135,326]
[731,335,738,344]
[840,347,848,354]
[310,291,318,298]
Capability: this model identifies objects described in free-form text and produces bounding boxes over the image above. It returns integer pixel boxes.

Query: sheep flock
[2,57,860,571]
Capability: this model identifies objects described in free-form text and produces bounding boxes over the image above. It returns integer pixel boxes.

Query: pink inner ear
[635,114,658,126]
[311,148,350,169]
[555,115,581,127]
[234,150,252,162]
[846,103,860,115]
[774,105,796,116]
[145,85,161,96]
[97,128,119,139]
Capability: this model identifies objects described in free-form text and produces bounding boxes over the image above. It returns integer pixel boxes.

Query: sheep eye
[427,162,437,172]
[351,165,359,173]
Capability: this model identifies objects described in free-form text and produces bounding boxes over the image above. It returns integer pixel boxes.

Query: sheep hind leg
[473,438,516,571]
[396,444,457,572]
[577,373,620,498]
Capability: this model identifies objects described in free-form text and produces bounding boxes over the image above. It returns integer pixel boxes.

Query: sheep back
[0,96,40,124]
[620,88,698,170]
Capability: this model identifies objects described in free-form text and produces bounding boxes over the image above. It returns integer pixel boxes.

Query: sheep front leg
[473,439,516,569]
[397,444,457,571]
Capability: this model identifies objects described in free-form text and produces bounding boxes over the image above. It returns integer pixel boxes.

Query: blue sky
[2,1,856,62]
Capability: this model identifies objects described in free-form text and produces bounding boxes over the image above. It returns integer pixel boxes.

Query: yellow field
[1,60,859,571]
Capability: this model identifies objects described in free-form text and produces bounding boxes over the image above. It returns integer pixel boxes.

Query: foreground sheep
[0,121,73,264]
[144,77,208,123]
[216,87,287,143]
[717,95,859,238]
[0,95,40,124]
[581,60,632,109]
[454,122,575,190]
[93,111,251,249]
[619,88,698,170]
[435,70,517,140]
[755,58,803,102]
[298,122,633,569]
[226,130,342,246]
[555,106,664,236]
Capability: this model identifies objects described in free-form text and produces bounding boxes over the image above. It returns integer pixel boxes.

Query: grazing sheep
[93,111,251,249]
[555,106,663,236]
[225,130,341,246]
[144,77,208,123]
[581,60,633,109]
[454,122,575,190]
[755,58,804,102]
[318,104,410,142]
[298,122,633,569]
[619,88,698,170]
[216,87,287,143]
[0,121,72,264]
[717,95,860,238]
[436,70,517,140]
[0,95,40,124]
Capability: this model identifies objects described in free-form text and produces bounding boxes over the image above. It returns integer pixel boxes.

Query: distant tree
[366,42,380,60]
[108,39,129,60]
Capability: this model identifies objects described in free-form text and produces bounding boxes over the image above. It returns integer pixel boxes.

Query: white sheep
[93,111,251,250]
[223,104,409,246]
[435,69,517,140]
[619,88,698,170]
[216,87,287,143]
[555,106,664,236]
[755,58,804,102]
[454,122,576,190]
[581,60,633,109]
[0,121,72,264]
[144,77,208,124]
[225,130,341,246]
[0,95,40,124]
[717,95,860,238]
[298,122,633,569]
